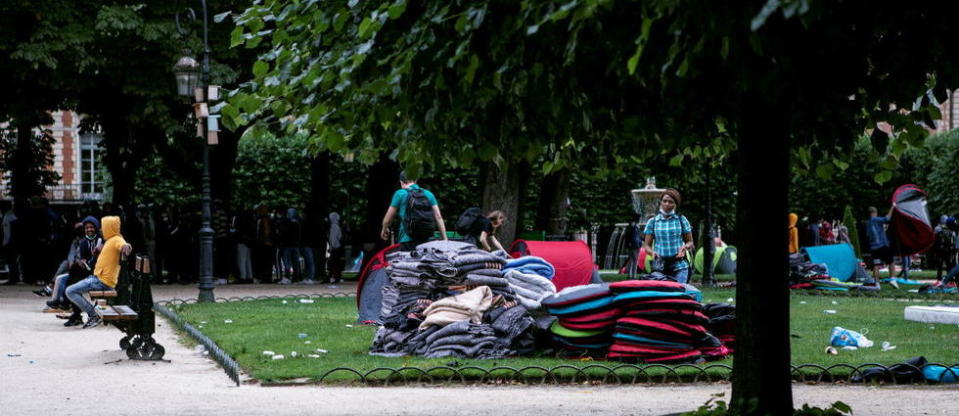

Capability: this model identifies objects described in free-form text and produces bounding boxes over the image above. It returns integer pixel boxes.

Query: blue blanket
[503,256,555,279]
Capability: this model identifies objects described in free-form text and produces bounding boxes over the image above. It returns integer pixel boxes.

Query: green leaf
[832,401,852,414]
[388,1,407,19]
[626,18,654,75]
[230,27,245,48]
[669,154,684,167]
[464,54,480,84]
[213,12,231,23]
[815,164,834,178]
[252,61,268,78]
[358,17,372,38]
[874,170,893,184]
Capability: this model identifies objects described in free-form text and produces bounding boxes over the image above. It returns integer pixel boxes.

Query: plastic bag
[829,326,874,348]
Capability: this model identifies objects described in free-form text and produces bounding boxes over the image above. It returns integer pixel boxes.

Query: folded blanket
[504,256,555,279]
[464,274,509,287]
[420,286,493,328]
[491,305,534,341]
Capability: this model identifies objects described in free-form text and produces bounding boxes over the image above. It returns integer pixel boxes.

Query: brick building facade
[1,110,104,204]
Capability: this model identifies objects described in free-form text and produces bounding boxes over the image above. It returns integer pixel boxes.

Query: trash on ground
[282,300,288,304]
[825,346,838,355]
[299,299,314,304]
[308,354,321,358]
[290,351,298,357]
[315,348,328,354]
[305,341,311,344]
[345,324,353,328]
[262,350,275,356]
[297,333,308,338]
[829,326,873,348]
[841,346,858,351]
[726,298,734,303]
[823,310,837,314]
[272,354,285,360]
[831,301,838,305]
[799,301,807,304]
[7,353,21,357]
[881,341,897,351]
[224,319,233,324]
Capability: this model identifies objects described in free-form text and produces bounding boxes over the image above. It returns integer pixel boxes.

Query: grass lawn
[169,286,959,384]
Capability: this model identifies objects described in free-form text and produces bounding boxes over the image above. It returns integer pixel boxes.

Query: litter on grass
[262,350,275,356]
[882,341,897,351]
[299,299,314,304]
[315,348,328,354]
[823,310,837,314]
[224,319,233,324]
[272,354,285,360]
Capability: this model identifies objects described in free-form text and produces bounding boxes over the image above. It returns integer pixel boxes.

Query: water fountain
[602,177,665,270]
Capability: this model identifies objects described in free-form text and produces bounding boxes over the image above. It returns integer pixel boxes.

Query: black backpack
[405,188,436,240]
[456,207,484,236]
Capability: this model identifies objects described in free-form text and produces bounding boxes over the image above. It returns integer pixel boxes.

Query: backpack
[455,207,484,237]
[405,188,436,240]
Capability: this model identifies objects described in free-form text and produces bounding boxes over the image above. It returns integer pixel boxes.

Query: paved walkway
[1,284,954,416]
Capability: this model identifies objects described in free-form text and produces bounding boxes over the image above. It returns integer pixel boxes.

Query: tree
[228,1,959,413]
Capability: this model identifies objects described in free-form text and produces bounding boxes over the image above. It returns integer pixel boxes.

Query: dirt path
[1,285,953,416]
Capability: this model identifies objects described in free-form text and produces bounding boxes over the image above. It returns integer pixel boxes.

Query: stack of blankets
[544,280,733,364]
[370,241,553,359]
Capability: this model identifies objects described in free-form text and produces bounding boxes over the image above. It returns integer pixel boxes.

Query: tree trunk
[210,127,242,209]
[363,155,400,260]
[482,161,521,246]
[10,121,34,202]
[310,151,331,278]
[730,93,793,414]
[535,168,570,237]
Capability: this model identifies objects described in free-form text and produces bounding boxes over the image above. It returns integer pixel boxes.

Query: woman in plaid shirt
[642,188,695,283]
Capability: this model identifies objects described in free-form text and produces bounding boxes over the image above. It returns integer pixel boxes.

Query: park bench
[96,255,165,360]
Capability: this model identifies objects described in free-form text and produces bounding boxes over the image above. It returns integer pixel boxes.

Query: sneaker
[214,278,228,285]
[889,279,900,290]
[64,316,84,327]
[82,316,103,329]
[297,279,318,285]
[278,278,292,285]
[33,285,52,297]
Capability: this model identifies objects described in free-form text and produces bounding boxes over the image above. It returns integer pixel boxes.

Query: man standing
[380,172,448,251]
[866,205,897,285]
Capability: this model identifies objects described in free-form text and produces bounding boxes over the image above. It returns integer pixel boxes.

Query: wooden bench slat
[43,307,70,313]
[89,290,117,298]
[97,306,120,320]
[114,305,138,318]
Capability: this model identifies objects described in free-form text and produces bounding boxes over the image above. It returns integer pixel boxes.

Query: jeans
[653,256,690,284]
[65,275,110,318]
[236,243,253,280]
[281,247,302,280]
[943,263,959,285]
[301,247,315,281]
[53,273,70,301]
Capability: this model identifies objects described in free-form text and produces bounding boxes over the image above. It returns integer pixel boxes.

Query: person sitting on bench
[64,216,132,329]
[47,217,103,326]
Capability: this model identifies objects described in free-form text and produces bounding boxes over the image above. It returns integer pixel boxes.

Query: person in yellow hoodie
[64,216,132,329]
[788,213,799,254]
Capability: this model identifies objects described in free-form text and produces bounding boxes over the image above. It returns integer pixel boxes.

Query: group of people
[37,213,132,329]
[787,204,959,288]
[378,172,508,253]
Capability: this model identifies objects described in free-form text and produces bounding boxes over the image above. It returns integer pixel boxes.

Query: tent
[355,244,400,323]
[509,240,602,291]
[891,184,935,255]
[619,247,654,274]
[691,245,738,275]
[802,243,857,282]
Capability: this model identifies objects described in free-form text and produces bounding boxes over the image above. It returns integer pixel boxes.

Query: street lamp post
[174,0,215,302]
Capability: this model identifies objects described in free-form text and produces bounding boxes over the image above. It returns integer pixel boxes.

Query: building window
[79,134,103,194]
